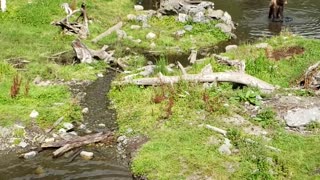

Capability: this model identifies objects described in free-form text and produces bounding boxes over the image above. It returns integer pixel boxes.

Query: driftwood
[298,61,320,89]
[41,132,114,157]
[71,39,114,63]
[52,3,89,39]
[115,64,275,93]
[92,21,123,43]
[213,54,246,73]
[188,50,197,64]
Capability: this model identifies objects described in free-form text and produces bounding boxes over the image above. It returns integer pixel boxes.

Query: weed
[10,74,22,98]
[233,88,261,106]
[253,108,277,128]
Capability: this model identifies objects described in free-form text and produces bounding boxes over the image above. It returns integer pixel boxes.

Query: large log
[41,132,114,157]
[115,71,275,93]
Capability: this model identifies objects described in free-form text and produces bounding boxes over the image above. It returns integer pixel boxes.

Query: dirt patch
[266,46,304,61]
[48,51,76,65]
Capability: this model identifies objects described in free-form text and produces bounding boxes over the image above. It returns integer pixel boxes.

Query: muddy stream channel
[1,0,320,179]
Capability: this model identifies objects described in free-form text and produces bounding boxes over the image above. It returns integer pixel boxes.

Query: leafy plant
[234,89,261,106]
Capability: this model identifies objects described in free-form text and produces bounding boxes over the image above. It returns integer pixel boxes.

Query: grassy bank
[110,35,320,179]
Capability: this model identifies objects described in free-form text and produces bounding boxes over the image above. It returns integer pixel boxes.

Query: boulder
[284,107,320,127]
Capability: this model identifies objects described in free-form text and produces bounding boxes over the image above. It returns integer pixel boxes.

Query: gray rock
[116,30,127,39]
[130,25,141,30]
[82,107,89,114]
[218,144,232,155]
[97,73,104,78]
[80,151,94,160]
[150,42,156,49]
[207,9,224,19]
[136,14,148,23]
[193,12,206,23]
[225,45,238,52]
[98,123,106,127]
[133,39,142,44]
[175,30,186,37]
[134,5,144,11]
[142,22,151,28]
[177,13,188,23]
[255,43,269,49]
[29,110,39,118]
[215,23,232,33]
[44,138,55,143]
[58,128,67,134]
[146,32,156,39]
[284,107,320,127]
[184,25,193,31]
[23,151,37,159]
[18,141,28,148]
[127,14,136,21]
[63,122,74,131]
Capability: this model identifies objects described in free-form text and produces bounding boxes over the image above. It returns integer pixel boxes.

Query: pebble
[44,138,55,143]
[127,14,136,21]
[29,110,39,118]
[225,45,238,52]
[80,151,94,160]
[134,5,144,11]
[23,151,37,159]
[82,107,89,114]
[18,141,28,148]
[146,32,156,40]
[58,128,67,134]
[98,123,106,127]
[97,73,104,78]
[63,122,74,131]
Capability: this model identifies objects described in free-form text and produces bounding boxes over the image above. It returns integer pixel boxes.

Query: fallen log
[41,132,114,157]
[115,68,275,93]
[92,21,123,43]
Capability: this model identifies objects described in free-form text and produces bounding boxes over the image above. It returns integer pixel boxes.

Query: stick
[92,22,123,43]
[205,124,227,136]
[177,61,187,75]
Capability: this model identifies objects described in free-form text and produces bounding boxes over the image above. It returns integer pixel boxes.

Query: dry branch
[213,54,246,73]
[188,50,197,64]
[115,65,275,93]
[92,21,123,43]
[41,132,114,157]
[206,124,227,136]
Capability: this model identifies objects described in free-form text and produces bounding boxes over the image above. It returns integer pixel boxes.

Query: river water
[139,0,320,42]
[1,0,320,179]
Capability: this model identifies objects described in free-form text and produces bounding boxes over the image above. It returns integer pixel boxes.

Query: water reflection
[137,0,320,41]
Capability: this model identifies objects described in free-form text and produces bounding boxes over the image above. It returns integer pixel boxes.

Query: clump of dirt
[266,46,304,61]
[48,51,77,65]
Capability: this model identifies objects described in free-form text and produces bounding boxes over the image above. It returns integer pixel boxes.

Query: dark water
[139,0,320,42]
[0,72,132,180]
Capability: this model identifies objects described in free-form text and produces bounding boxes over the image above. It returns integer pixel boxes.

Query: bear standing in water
[269,0,288,21]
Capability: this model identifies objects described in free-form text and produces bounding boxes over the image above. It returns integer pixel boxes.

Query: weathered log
[116,69,275,93]
[41,132,114,157]
[177,61,187,75]
[72,39,93,63]
[92,22,123,43]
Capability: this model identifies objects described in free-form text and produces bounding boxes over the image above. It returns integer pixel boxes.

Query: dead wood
[46,117,64,133]
[52,3,89,39]
[188,50,197,64]
[115,64,275,93]
[177,61,187,75]
[92,21,123,43]
[213,54,246,73]
[71,39,114,63]
[41,132,114,157]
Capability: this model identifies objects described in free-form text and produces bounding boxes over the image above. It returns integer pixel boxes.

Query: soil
[266,46,305,61]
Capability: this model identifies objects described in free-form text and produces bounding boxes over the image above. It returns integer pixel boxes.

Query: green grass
[110,35,320,179]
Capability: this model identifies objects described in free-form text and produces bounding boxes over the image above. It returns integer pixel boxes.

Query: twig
[205,124,227,136]
[177,61,187,75]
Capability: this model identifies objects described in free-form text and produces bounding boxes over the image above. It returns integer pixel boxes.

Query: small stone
[80,151,94,160]
[225,45,238,52]
[218,144,232,155]
[44,138,55,143]
[133,39,142,43]
[116,30,127,39]
[177,13,188,23]
[184,25,193,31]
[85,129,92,134]
[255,43,269,49]
[82,107,89,114]
[134,5,144,11]
[29,110,39,118]
[98,123,106,127]
[127,128,133,133]
[175,30,186,37]
[63,123,74,131]
[52,133,59,138]
[193,12,206,23]
[68,131,78,136]
[130,25,141,30]
[97,73,104,78]
[35,166,44,175]
[146,32,156,40]
[58,128,67,134]
[208,9,224,19]
[150,42,156,49]
[78,124,86,129]
[117,135,127,143]
[127,14,136,21]
[23,151,37,159]
[18,141,28,148]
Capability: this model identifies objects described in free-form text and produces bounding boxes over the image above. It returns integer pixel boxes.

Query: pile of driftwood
[52,3,89,39]
[41,132,114,158]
